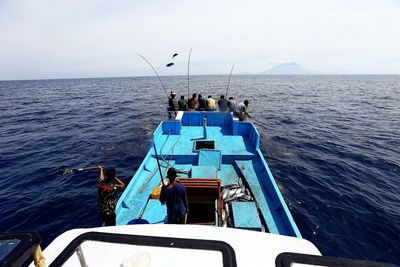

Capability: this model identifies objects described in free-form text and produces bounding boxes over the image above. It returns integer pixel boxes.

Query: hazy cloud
[0,0,399,80]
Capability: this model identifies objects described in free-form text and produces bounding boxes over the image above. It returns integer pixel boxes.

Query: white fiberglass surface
[61,240,223,267]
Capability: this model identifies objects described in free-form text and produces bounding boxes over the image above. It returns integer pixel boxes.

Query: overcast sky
[0,0,399,80]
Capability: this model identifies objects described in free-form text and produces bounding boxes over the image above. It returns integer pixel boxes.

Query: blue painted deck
[231,201,262,231]
[116,112,301,238]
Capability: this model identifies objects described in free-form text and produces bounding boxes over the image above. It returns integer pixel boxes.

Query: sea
[0,75,399,265]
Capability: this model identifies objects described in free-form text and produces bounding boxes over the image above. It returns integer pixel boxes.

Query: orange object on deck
[150,185,162,199]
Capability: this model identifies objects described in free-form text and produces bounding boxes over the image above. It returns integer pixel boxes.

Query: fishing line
[137,53,169,98]
[250,117,266,125]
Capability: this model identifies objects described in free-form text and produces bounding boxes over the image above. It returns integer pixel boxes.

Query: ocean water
[0,75,399,264]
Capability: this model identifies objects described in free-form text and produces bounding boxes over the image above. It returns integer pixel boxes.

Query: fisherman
[160,168,189,224]
[217,95,228,112]
[234,100,252,121]
[228,97,237,112]
[97,166,126,226]
[197,94,206,111]
[228,96,237,112]
[178,95,188,111]
[206,95,216,111]
[188,93,197,110]
[168,91,179,118]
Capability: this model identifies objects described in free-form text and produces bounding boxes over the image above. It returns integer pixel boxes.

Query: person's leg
[171,214,186,224]
[167,107,173,118]
[179,214,187,224]
[102,212,116,226]
[110,213,116,226]
[167,214,178,224]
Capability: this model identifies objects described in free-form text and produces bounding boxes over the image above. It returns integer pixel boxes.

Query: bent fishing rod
[137,53,169,98]
[225,64,235,98]
[187,48,192,99]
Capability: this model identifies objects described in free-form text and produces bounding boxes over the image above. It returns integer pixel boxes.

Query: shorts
[234,112,245,121]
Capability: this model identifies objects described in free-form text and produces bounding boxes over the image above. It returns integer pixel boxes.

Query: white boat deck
[30,225,321,267]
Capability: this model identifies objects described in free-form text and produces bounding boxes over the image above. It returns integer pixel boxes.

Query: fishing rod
[187,48,192,99]
[137,53,169,98]
[225,64,235,97]
[56,166,99,176]
[152,142,165,187]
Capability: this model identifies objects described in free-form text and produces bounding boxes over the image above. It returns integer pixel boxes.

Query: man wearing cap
[160,168,189,224]
[168,91,179,118]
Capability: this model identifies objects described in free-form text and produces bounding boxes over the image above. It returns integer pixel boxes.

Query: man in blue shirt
[160,168,189,224]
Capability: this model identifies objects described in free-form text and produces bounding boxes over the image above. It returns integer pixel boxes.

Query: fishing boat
[116,111,300,236]
[1,111,395,267]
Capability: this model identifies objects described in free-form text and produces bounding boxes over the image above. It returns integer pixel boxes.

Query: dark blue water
[0,75,399,264]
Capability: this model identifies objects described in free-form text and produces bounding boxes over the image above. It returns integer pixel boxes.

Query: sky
[0,0,400,80]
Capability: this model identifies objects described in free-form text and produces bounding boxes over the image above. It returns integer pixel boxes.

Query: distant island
[260,62,320,75]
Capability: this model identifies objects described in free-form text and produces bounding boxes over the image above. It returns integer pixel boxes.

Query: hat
[171,91,176,95]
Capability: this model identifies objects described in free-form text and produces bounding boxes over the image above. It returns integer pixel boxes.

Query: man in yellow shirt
[206,95,216,111]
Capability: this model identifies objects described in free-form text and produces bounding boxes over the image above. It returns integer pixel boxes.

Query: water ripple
[0,75,399,264]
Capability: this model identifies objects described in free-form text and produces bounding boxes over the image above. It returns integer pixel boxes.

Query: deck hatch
[177,178,222,225]
[198,150,222,170]
[194,140,215,150]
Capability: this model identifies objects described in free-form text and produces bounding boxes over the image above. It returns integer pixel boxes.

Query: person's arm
[98,165,104,181]
[244,107,252,118]
[115,176,126,189]
[159,187,166,204]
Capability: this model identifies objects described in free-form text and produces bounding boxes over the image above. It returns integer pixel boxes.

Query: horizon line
[1,73,400,82]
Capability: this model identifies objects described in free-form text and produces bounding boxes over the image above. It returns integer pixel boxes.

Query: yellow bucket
[151,186,161,199]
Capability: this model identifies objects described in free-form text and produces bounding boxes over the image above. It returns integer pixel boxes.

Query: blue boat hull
[116,112,301,237]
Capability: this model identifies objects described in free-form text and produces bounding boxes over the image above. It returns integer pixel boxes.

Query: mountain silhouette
[261,62,319,75]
